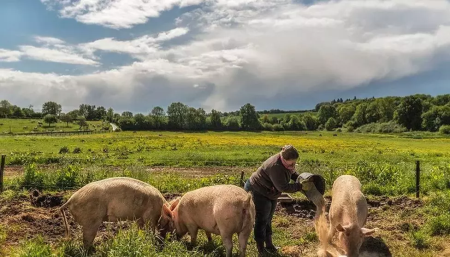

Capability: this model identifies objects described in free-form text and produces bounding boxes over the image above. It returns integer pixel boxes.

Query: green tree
[0,100,12,117]
[338,105,356,125]
[77,116,88,129]
[60,114,73,127]
[325,117,337,131]
[352,103,368,127]
[150,106,165,129]
[318,104,337,124]
[122,111,133,118]
[209,109,222,129]
[365,101,381,123]
[42,101,62,116]
[12,106,25,118]
[106,108,114,122]
[240,103,260,130]
[302,114,318,130]
[288,115,306,130]
[395,96,423,130]
[43,114,57,127]
[225,117,240,131]
[167,102,188,129]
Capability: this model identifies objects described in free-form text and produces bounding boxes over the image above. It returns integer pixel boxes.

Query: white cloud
[34,36,65,45]
[79,27,189,59]
[5,0,450,112]
[0,49,23,62]
[19,45,99,66]
[41,0,204,29]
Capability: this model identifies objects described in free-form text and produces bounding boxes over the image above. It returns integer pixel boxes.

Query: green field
[1,131,449,256]
[0,118,107,134]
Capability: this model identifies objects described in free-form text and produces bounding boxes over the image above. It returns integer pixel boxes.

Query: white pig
[327,175,376,257]
[60,177,173,250]
[168,185,255,257]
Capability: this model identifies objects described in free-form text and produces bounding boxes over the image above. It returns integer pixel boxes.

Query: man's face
[283,158,297,170]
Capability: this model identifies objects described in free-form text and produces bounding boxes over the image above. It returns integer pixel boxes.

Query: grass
[1,130,450,256]
[0,118,106,134]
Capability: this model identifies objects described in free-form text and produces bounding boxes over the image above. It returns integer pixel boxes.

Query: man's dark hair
[281,145,299,160]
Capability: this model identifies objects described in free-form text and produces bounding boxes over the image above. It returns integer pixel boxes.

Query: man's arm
[268,168,302,193]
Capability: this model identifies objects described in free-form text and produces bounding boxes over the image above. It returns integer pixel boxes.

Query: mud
[30,190,64,208]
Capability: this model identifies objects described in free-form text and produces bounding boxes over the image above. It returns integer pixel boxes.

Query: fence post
[0,155,5,193]
[240,171,245,187]
[416,160,420,198]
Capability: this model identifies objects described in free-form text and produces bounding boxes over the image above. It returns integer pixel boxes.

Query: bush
[410,230,430,249]
[356,122,407,133]
[262,123,273,131]
[439,125,450,134]
[428,213,450,236]
[59,146,69,154]
[273,124,284,131]
[55,165,80,190]
[72,147,82,154]
[20,164,45,190]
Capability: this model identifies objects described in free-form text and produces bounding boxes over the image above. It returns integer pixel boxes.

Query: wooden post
[240,171,245,187]
[0,155,5,193]
[416,160,420,198]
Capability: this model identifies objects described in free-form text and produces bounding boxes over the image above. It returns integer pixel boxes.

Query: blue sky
[1,0,450,113]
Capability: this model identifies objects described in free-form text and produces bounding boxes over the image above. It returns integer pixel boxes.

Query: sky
[1,0,450,114]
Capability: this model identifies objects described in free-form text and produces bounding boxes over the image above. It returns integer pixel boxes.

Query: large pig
[327,175,376,257]
[60,177,173,250]
[168,185,255,257]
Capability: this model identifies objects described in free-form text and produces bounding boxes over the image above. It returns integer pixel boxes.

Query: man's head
[281,145,299,170]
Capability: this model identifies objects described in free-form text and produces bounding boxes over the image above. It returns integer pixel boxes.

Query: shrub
[428,213,450,236]
[439,125,450,134]
[59,146,69,154]
[410,230,430,249]
[262,123,273,131]
[55,165,80,190]
[20,164,45,190]
[72,147,82,154]
[272,124,284,131]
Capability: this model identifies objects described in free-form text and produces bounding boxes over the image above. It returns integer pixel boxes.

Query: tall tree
[150,106,165,129]
[318,104,337,124]
[240,103,260,130]
[60,114,73,127]
[167,102,188,129]
[42,101,62,116]
[0,100,12,117]
[395,96,423,130]
[122,111,133,118]
[106,108,114,122]
[210,109,222,129]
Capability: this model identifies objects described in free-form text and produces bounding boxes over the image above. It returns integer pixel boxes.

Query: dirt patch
[30,190,64,208]
[278,199,317,219]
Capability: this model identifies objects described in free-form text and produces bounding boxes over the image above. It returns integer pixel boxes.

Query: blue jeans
[244,180,277,242]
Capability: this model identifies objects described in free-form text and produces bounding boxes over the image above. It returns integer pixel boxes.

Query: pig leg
[82,220,102,251]
[238,230,251,257]
[220,233,234,257]
[187,225,199,246]
[205,231,213,242]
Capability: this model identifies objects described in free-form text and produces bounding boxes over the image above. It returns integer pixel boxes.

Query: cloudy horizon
[1,0,450,114]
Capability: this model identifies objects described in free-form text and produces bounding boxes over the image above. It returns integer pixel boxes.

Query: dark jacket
[248,153,301,200]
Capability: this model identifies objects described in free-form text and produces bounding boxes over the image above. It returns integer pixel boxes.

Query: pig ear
[361,227,376,237]
[163,204,172,218]
[169,198,180,211]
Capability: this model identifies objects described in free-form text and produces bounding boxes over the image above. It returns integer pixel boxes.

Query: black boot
[256,240,266,256]
[265,235,279,253]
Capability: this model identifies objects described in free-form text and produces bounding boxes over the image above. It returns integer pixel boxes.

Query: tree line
[1,94,450,132]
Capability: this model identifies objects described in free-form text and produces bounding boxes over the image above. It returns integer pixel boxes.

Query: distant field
[1,130,450,196]
[0,118,107,134]
[1,130,449,256]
